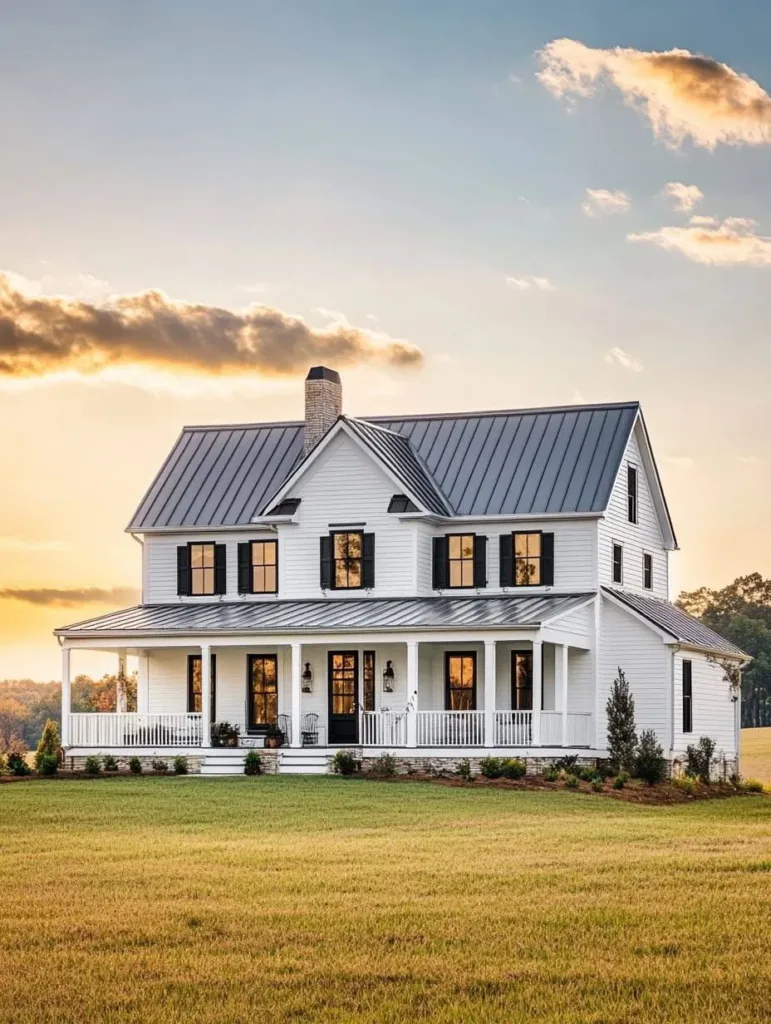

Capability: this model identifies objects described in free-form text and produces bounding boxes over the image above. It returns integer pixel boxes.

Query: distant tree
[0,695,30,752]
[606,668,637,772]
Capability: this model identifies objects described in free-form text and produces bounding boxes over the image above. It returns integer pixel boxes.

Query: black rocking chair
[278,713,292,747]
[301,713,319,746]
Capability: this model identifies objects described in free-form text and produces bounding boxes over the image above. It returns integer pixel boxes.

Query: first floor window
[511,651,533,710]
[362,651,376,712]
[682,660,693,733]
[643,553,653,590]
[513,532,542,586]
[445,652,476,710]
[333,531,363,589]
[187,654,217,721]
[190,542,216,595]
[612,543,623,584]
[251,540,277,593]
[448,534,475,588]
[248,654,278,731]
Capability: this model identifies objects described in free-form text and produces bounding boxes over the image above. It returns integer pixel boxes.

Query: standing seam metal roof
[127,403,639,530]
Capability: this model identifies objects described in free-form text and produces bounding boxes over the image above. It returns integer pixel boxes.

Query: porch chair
[278,713,292,747]
[301,713,319,746]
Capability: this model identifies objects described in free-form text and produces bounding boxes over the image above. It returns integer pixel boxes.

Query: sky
[1,0,770,679]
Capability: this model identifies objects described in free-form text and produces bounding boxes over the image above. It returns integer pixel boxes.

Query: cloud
[660,182,704,212]
[505,275,555,291]
[0,537,69,553]
[581,188,631,217]
[663,455,695,468]
[0,586,140,607]
[0,272,423,380]
[536,38,771,148]
[689,214,718,226]
[736,455,761,465]
[628,217,771,265]
[605,346,643,372]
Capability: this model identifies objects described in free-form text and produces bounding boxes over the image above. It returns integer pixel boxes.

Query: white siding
[672,650,737,758]
[598,424,669,598]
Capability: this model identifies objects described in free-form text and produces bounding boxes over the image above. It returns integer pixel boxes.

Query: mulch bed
[0,771,177,783]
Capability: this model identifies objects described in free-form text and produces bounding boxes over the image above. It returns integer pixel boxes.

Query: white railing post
[484,639,496,748]
[61,647,71,748]
[532,639,542,747]
[406,640,418,747]
[559,644,569,747]
[200,644,211,747]
[291,642,302,748]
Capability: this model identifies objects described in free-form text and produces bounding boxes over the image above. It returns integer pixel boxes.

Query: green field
[2,777,770,1023]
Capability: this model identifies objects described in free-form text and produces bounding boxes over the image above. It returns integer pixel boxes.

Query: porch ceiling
[55,593,593,640]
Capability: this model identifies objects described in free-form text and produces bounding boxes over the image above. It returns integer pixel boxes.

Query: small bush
[102,755,119,772]
[0,753,5,774]
[84,755,101,774]
[634,729,667,785]
[612,775,626,790]
[331,750,359,776]
[37,754,59,776]
[7,752,31,776]
[372,752,397,777]
[457,758,472,782]
[151,758,168,773]
[173,756,189,775]
[544,767,559,782]
[617,770,630,784]
[742,778,765,793]
[35,719,61,770]
[606,667,638,772]
[672,775,697,795]
[128,757,142,774]
[500,758,526,780]
[579,766,595,782]
[479,757,503,779]
[244,750,262,775]
[565,773,579,790]
[594,761,615,779]
[553,754,580,774]
[591,776,604,792]
[210,721,240,747]
[685,736,717,784]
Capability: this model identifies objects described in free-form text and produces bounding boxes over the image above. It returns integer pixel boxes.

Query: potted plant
[211,721,240,747]
[264,724,285,749]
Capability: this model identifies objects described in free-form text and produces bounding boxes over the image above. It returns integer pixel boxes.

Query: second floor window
[238,540,278,594]
[320,531,375,589]
[499,532,554,587]
[643,553,653,590]
[612,543,623,585]
[177,542,226,596]
[191,543,215,595]
[432,534,487,589]
[448,534,475,588]
[627,465,638,524]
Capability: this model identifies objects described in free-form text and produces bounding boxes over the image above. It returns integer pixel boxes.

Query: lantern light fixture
[382,660,395,693]
[301,662,314,693]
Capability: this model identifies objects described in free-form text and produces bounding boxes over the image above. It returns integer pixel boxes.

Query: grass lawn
[2,778,771,1023]
[741,726,771,784]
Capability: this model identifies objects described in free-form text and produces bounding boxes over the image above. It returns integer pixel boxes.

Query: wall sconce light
[301,663,314,693]
[382,660,395,693]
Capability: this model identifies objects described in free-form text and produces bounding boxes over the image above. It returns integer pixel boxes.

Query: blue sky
[0,1,770,676]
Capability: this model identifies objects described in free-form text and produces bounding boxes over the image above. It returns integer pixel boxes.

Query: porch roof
[55,593,593,639]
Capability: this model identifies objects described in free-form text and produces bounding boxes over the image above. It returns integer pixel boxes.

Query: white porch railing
[68,713,203,747]
[540,711,563,746]
[360,711,407,746]
[415,710,485,747]
[493,711,533,746]
[566,712,593,747]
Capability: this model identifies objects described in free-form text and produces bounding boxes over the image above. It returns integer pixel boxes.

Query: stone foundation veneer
[65,750,281,775]
[358,754,600,776]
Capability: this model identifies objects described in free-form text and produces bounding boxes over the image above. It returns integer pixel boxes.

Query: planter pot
[266,737,282,749]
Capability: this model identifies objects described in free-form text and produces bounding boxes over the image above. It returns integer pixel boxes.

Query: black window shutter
[214,544,227,595]
[177,546,190,596]
[432,536,448,589]
[473,534,487,588]
[237,542,252,594]
[362,533,375,589]
[320,535,332,589]
[541,533,555,586]
[499,534,514,587]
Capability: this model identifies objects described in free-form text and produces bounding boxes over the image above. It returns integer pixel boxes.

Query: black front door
[328,651,359,744]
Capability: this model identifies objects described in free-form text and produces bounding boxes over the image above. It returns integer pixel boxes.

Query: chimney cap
[306,365,341,384]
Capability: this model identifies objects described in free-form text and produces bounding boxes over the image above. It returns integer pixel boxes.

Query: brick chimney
[304,366,342,454]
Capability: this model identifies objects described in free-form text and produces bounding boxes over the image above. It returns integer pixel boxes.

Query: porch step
[200,753,246,776]
[278,750,330,775]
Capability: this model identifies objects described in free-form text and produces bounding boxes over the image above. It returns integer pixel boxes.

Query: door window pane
[446,653,476,710]
[249,655,278,729]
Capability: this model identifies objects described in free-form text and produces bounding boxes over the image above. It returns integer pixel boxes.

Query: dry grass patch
[741,727,771,785]
[1,777,770,1023]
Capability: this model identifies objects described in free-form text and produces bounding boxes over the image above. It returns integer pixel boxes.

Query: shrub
[210,721,240,747]
[544,767,559,782]
[685,737,717,784]
[479,757,503,779]
[591,776,604,792]
[102,755,119,772]
[173,756,189,775]
[151,758,168,773]
[84,755,101,774]
[672,775,697,795]
[595,761,615,779]
[606,667,637,772]
[634,729,667,785]
[612,775,625,790]
[7,751,31,776]
[372,752,397,777]
[565,773,579,790]
[553,754,580,774]
[128,757,142,775]
[34,719,61,770]
[457,758,472,782]
[500,758,526,780]
[742,778,765,793]
[579,766,595,782]
[37,754,59,776]
[244,750,262,775]
[0,752,5,774]
[331,750,359,776]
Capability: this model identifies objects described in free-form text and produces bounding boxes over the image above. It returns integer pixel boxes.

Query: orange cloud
[0,587,140,607]
[628,217,771,265]
[537,39,771,148]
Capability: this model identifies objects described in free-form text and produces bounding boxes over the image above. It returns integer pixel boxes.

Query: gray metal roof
[603,588,748,659]
[56,593,592,638]
[128,402,639,530]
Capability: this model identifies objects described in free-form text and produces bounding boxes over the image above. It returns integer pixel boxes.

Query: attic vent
[266,498,301,516]
[388,494,418,514]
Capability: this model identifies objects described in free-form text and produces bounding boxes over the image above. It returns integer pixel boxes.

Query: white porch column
[558,644,569,747]
[61,646,71,747]
[137,651,150,714]
[291,642,302,748]
[116,651,128,713]
[532,638,543,747]
[484,640,496,747]
[200,644,212,747]
[406,640,418,747]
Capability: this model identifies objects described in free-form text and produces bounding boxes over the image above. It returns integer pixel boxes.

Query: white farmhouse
[56,367,747,774]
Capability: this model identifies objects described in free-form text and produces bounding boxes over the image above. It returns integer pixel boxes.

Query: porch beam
[484,640,496,748]
[532,638,543,746]
[61,647,71,747]
[558,644,569,747]
[291,642,302,748]
[200,644,211,747]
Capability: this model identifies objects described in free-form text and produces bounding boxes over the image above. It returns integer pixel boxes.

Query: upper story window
[238,540,278,594]
[643,553,653,590]
[320,531,375,590]
[627,465,638,524]
[432,534,487,589]
[499,532,554,587]
[177,542,226,597]
[612,543,623,585]
[682,659,693,733]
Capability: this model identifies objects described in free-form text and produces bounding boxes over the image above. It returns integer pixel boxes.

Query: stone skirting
[358,754,600,776]
[66,754,205,774]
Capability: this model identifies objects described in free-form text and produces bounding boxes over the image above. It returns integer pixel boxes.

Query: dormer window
[627,465,638,524]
